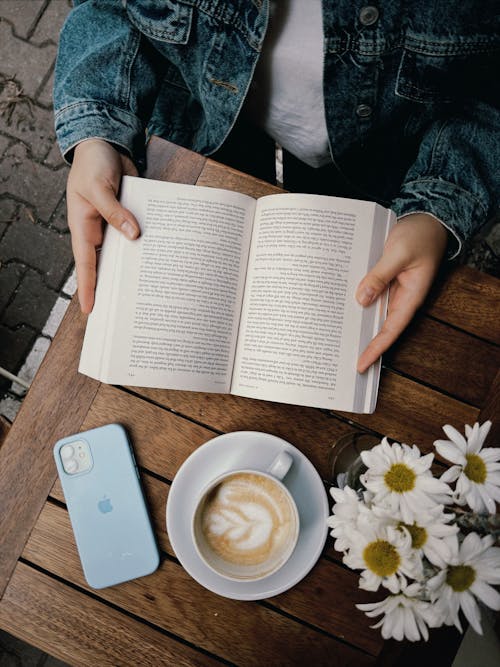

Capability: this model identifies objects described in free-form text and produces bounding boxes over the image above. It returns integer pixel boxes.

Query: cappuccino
[193,471,298,580]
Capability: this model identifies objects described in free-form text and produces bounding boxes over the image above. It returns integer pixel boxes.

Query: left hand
[356,213,449,373]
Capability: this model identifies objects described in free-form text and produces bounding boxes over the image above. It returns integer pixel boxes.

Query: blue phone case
[53,423,159,589]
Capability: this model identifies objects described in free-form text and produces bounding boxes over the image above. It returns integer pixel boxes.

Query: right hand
[66,138,141,313]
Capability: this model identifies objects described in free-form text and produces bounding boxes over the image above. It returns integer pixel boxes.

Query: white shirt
[244,0,332,168]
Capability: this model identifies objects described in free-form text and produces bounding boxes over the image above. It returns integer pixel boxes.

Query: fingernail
[121,220,137,239]
[358,287,375,306]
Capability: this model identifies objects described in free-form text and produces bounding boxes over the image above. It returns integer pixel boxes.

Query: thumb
[356,250,405,307]
[91,180,140,240]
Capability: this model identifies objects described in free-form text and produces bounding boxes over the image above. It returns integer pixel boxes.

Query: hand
[356,213,448,373]
[66,138,141,313]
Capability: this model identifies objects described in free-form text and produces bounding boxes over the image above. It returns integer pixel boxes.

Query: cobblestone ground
[0,1,499,665]
[0,0,74,418]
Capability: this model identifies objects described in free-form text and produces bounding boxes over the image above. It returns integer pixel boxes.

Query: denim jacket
[54,0,500,251]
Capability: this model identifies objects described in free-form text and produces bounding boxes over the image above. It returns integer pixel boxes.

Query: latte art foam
[200,472,295,567]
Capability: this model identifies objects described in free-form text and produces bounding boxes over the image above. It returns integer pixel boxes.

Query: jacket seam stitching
[401,178,488,214]
[54,100,142,125]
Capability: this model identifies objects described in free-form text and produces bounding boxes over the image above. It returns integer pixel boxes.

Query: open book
[80,176,395,413]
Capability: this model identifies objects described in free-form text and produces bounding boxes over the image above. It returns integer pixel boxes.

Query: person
[54,0,499,373]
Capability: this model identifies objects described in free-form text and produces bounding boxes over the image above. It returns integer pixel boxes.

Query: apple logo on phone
[98,496,113,514]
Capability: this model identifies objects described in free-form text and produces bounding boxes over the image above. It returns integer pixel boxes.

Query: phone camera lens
[64,458,78,473]
[61,445,74,459]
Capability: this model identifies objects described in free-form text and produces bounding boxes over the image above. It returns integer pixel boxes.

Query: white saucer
[166,431,329,600]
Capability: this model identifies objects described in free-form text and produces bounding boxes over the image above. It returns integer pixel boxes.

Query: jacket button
[356,104,372,118]
[359,6,379,26]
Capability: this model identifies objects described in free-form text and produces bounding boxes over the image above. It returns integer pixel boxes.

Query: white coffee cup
[191,451,299,581]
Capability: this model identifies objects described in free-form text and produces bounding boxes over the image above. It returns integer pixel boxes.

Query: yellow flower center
[399,522,427,549]
[384,463,416,493]
[464,454,487,484]
[446,565,476,592]
[363,539,401,577]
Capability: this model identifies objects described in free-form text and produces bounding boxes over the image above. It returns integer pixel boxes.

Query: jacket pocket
[395,35,498,104]
[125,0,193,44]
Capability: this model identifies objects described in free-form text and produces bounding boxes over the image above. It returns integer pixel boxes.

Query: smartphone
[53,423,159,589]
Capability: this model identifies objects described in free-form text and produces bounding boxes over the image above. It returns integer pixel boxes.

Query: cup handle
[267,451,293,481]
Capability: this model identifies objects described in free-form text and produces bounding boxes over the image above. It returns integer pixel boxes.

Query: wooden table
[0,138,499,666]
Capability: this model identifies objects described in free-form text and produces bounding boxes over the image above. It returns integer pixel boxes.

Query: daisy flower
[327,485,369,552]
[435,421,500,514]
[373,504,458,568]
[357,582,438,642]
[344,516,422,593]
[427,532,500,634]
[360,438,452,524]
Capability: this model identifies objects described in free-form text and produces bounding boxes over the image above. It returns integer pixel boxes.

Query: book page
[231,193,384,410]
[79,177,255,392]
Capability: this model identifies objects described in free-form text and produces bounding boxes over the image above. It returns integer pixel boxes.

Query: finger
[121,154,139,177]
[90,180,140,240]
[70,225,99,314]
[67,192,103,313]
[357,289,421,373]
[356,250,407,307]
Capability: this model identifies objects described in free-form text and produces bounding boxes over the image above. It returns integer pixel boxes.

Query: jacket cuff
[391,178,488,260]
[54,101,146,167]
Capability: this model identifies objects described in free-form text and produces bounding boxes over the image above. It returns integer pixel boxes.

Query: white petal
[460,591,482,635]
[427,570,446,591]
[404,607,420,642]
[419,475,452,495]
[466,422,482,454]
[480,448,500,462]
[460,532,484,562]
[392,609,405,641]
[478,421,492,446]
[476,484,496,514]
[440,466,461,483]
[442,425,468,452]
[423,541,448,568]
[470,580,500,611]
[416,614,430,641]
[434,440,466,464]
[413,453,434,473]
[483,482,500,503]
[359,570,381,591]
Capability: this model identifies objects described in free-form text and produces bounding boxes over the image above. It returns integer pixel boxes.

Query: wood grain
[197,159,283,198]
[386,315,500,406]
[339,372,478,446]
[131,372,478,461]
[0,562,219,667]
[0,298,100,597]
[83,383,354,482]
[145,136,206,184]
[47,471,382,655]
[479,368,500,442]
[426,265,500,344]
[22,502,374,666]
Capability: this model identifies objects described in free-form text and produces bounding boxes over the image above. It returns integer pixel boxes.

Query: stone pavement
[0,0,73,419]
[0,1,499,665]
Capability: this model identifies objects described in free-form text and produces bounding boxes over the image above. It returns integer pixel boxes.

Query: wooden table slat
[0,299,100,597]
[339,372,479,447]
[197,159,284,199]
[0,562,220,667]
[424,265,500,344]
[145,136,206,185]
[130,372,478,460]
[386,315,500,407]
[22,502,374,666]
[47,473,383,656]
